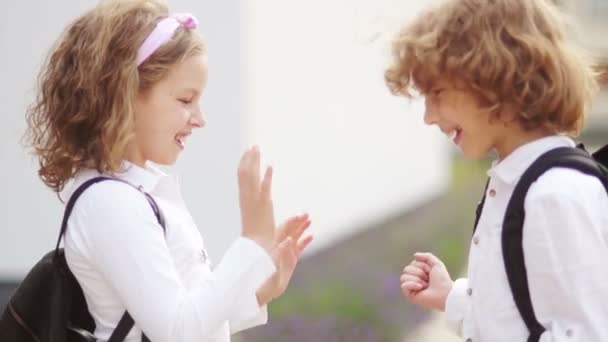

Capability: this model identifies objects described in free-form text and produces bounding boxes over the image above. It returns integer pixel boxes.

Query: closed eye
[432,88,444,97]
[179,98,193,105]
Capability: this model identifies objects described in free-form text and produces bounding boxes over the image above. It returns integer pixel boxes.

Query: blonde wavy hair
[385,0,598,134]
[26,0,205,193]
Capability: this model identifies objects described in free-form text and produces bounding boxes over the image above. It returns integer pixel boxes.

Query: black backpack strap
[54,176,166,253]
[592,144,608,169]
[107,313,135,342]
[473,178,490,234]
[106,312,151,342]
[502,146,608,342]
[55,176,165,342]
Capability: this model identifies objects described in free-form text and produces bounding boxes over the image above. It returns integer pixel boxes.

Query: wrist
[243,234,274,252]
[438,279,454,311]
[256,288,273,307]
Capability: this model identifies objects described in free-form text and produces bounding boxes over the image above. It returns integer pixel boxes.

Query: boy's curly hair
[385,0,598,134]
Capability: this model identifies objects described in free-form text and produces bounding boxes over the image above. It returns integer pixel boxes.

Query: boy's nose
[423,104,439,126]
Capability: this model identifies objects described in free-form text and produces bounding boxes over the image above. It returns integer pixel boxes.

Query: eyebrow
[180,88,200,96]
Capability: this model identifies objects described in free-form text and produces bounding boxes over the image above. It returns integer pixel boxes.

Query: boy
[386,0,608,341]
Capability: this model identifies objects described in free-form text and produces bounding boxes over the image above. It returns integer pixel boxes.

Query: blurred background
[0,0,606,341]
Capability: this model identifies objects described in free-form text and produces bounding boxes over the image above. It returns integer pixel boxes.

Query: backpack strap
[473,178,490,234]
[108,312,150,342]
[55,176,165,342]
[592,144,608,169]
[502,146,608,342]
[54,176,165,254]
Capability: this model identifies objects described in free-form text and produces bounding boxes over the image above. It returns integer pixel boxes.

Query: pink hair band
[136,13,198,66]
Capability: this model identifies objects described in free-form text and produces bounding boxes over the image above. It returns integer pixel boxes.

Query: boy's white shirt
[63,162,276,342]
[445,135,608,341]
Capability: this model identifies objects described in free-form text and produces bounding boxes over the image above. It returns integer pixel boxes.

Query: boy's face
[423,80,507,160]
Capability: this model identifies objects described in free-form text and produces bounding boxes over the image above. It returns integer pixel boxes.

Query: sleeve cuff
[445,278,470,323]
[236,237,277,285]
[229,305,269,334]
[214,237,276,295]
[213,237,275,330]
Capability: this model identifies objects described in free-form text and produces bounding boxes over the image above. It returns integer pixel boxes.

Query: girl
[386,0,608,341]
[25,0,312,341]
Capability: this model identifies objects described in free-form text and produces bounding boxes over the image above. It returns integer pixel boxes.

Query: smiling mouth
[447,128,463,145]
[175,134,189,149]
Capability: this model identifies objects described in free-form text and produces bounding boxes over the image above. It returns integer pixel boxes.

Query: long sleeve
[229,303,269,334]
[523,171,608,341]
[445,278,471,336]
[67,182,276,342]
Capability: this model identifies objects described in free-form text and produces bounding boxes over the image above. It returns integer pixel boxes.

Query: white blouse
[63,162,276,342]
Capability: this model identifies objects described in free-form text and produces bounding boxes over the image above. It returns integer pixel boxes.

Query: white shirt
[63,162,276,342]
[446,135,608,342]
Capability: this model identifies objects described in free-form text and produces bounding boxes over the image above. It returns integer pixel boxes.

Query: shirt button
[466,338,473,342]
[488,189,496,197]
[467,288,473,296]
[566,329,573,337]
[473,236,480,245]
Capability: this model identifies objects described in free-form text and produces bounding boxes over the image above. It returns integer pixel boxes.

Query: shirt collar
[487,135,575,185]
[117,161,167,193]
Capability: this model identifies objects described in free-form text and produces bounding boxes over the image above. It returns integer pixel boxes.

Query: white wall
[242,0,449,252]
[0,0,449,280]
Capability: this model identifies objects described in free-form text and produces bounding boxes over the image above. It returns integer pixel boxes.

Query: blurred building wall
[0,0,449,282]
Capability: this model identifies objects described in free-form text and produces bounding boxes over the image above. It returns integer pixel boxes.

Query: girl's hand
[256,215,313,305]
[237,146,275,252]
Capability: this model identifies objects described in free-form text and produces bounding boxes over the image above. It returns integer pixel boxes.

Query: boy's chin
[460,146,491,161]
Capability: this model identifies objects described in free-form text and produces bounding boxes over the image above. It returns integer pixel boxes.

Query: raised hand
[256,214,313,305]
[237,146,275,252]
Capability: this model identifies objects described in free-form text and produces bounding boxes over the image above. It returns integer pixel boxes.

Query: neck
[124,144,147,168]
[494,126,555,161]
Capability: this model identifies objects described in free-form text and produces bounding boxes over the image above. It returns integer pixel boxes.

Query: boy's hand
[237,146,275,252]
[400,252,453,311]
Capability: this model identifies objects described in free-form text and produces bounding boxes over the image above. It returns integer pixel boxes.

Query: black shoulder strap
[55,176,165,342]
[502,146,608,342]
[54,176,166,253]
[108,313,150,342]
[592,144,608,169]
[473,178,490,234]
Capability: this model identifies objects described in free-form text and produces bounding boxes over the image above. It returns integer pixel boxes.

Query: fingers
[238,146,263,193]
[251,146,261,189]
[400,273,427,289]
[296,235,314,257]
[260,166,273,201]
[237,149,251,192]
[275,232,313,258]
[400,259,430,297]
[237,146,276,250]
[289,217,311,243]
[402,263,429,281]
[276,214,310,242]
[401,280,425,293]
[414,252,443,267]
[276,237,298,268]
[403,260,431,273]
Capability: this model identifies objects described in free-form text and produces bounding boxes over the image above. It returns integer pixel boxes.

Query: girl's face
[130,54,208,167]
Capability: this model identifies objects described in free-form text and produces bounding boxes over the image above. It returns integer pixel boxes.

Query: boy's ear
[497,102,521,124]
